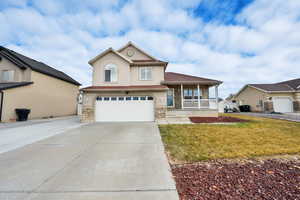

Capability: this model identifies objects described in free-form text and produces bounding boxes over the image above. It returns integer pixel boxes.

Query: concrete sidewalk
[0,116,83,154]
[0,122,179,200]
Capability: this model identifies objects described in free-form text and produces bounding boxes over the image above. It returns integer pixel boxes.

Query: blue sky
[1,0,300,98]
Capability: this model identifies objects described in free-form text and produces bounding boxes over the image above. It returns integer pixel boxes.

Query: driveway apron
[0,122,179,200]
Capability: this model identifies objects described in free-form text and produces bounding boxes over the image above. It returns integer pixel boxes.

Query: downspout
[0,90,3,122]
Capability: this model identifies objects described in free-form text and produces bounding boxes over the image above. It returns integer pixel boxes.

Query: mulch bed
[190,116,248,123]
[172,159,300,200]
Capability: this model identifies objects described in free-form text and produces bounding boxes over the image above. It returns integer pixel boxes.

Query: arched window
[104,64,117,82]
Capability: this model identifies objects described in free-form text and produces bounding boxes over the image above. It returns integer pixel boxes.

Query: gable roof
[235,77,300,98]
[163,72,222,85]
[88,47,133,65]
[277,78,300,90]
[0,47,81,86]
[248,84,295,92]
[117,41,157,60]
[0,82,33,91]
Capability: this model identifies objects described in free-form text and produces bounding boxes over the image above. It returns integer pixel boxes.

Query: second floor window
[139,67,152,81]
[104,64,117,82]
[2,70,14,82]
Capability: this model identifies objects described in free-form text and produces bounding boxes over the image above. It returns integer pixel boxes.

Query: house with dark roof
[81,42,222,122]
[0,46,80,122]
[234,78,300,113]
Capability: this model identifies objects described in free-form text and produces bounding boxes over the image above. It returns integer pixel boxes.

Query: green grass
[159,114,300,162]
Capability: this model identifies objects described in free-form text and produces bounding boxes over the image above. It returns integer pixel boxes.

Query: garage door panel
[273,97,293,113]
[95,97,154,122]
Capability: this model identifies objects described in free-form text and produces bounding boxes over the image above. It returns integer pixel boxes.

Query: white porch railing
[182,99,217,109]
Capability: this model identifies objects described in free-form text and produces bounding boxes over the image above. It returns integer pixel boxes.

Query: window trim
[104,64,118,83]
[1,70,15,82]
[167,88,175,107]
[183,88,202,100]
[139,67,152,81]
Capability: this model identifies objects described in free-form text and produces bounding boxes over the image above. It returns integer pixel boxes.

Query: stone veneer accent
[293,101,300,112]
[155,107,166,119]
[264,101,274,112]
[81,106,95,123]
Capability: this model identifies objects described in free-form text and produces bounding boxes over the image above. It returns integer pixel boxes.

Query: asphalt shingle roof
[277,78,300,90]
[249,78,300,92]
[164,72,222,84]
[0,82,33,90]
[249,84,294,92]
[0,46,81,86]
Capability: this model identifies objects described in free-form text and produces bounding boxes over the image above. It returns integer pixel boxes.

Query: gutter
[0,90,3,122]
[81,87,169,92]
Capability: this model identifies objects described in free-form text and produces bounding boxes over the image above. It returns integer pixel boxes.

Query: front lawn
[159,114,300,162]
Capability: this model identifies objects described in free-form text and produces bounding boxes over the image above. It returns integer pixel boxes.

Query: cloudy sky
[1,0,299,97]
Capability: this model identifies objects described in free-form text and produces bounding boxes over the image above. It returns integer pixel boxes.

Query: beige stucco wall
[295,92,300,100]
[0,57,31,82]
[1,71,79,122]
[130,66,165,85]
[92,52,131,86]
[267,92,295,99]
[91,52,165,86]
[119,46,152,60]
[235,86,267,112]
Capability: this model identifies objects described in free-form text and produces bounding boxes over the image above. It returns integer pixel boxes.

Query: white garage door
[95,96,154,122]
[273,97,293,113]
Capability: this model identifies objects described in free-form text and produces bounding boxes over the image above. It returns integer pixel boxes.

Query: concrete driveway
[236,112,300,122]
[0,122,178,200]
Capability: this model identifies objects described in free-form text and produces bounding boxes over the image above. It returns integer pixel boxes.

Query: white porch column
[197,84,200,109]
[215,85,219,110]
[181,84,184,109]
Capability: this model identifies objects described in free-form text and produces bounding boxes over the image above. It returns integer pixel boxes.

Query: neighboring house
[226,93,237,103]
[0,46,81,122]
[81,42,222,122]
[234,78,300,113]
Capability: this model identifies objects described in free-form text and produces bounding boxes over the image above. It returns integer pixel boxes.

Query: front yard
[160,114,300,162]
[159,114,300,199]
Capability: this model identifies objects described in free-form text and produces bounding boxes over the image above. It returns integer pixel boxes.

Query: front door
[167,89,174,107]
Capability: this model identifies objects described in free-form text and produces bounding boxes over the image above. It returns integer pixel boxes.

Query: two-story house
[81,42,222,122]
[0,46,81,122]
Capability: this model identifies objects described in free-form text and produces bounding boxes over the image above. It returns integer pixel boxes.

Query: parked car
[239,105,251,112]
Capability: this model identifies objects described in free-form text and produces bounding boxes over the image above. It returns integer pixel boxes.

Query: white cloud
[1,0,300,98]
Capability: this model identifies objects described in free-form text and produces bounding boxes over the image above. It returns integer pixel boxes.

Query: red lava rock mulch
[189,116,249,123]
[172,159,300,200]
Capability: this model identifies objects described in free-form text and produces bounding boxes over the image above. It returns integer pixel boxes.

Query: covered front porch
[166,84,220,110]
[162,72,222,118]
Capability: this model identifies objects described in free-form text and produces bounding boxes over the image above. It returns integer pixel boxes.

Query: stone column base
[155,107,166,119]
[293,101,300,112]
[81,107,95,123]
[264,101,274,112]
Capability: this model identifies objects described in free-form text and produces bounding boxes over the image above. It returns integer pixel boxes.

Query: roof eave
[0,82,34,91]
[81,87,169,92]
[88,48,133,66]
[117,41,157,60]
[161,81,222,86]
[266,90,295,93]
